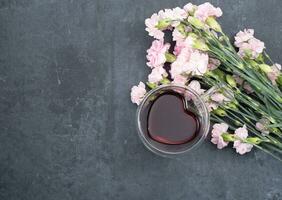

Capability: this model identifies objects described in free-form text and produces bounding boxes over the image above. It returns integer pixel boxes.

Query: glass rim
[136,84,210,157]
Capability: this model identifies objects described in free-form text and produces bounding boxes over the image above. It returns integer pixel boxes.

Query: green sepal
[146,82,157,89]
[165,53,176,63]
[206,17,222,32]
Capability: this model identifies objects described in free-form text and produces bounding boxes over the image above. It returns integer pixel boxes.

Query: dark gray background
[0,0,282,199]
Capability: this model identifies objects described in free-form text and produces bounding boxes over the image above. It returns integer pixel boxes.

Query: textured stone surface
[0,0,282,199]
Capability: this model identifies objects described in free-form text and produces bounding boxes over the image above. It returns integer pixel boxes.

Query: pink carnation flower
[237,37,265,59]
[171,48,209,77]
[148,67,167,83]
[255,118,270,135]
[146,40,170,68]
[145,13,164,39]
[183,3,195,13]
[233,125,253,155]
[194,2,223,22]
[206,101,218,112]
[172,28,186,42]
[234,29,254,48]
[170,47,192,78]
[248,38,265,57]
[130,82,146,105]
[210,93,226,103]
[173,35,193,55]
[211,123,229,149]
[267,63,281,85]
[184,50,209,75]
[172,74,188,86]
[158,7,188,27]
[173,42,185,56]
[188,80,205,95]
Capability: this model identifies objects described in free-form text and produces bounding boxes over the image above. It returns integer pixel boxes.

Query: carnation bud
[146,82,157,89]
[221,133,235,142]
[226,75,237,87]
[243,117,251,123]
[187,5,197,16]
[160,78,171,85]
[237,63,245,69]
[206,17,222,32]
[188,16,205,29]
[187,32,198,39]
[213,108,227,116]
[156,19,171,29]
[224,102,237,110]
[246,137,262,145]
[248,60,259,69]
[165,53,176,63]
[176,24,186,35]
[213,69,225,81]
[234,120,242,126]
[259,64,272,73]
[276,96,282,103]
[269,127,279,134]
[193,39,209,51]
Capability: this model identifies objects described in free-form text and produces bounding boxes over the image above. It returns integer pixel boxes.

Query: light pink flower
[146,40,170,68]
[148,67,167,83]
[210,93,226,103]
[194,2,223,22]
[234,29,254,47]
[173,36,194,55]
[248,38,265,56]
[184,35,196,48]
[188,80,205,95]
[145,13,164,39]
[158,8,188,27]
[206,101,218,112]
[170,47,192,78]
[267,63,281,85]
[183,3,195,13]
[173,41,185,56]
[131,82,146,105]
[255,118,270,135]
[211,123,229,149]
[238,38,265,59]
[184,50,209,75]
[172,28,186,42]
[233,125,253,155]
[208,58,220,70]
[172,74,188,86]
[171,47,209,77]
[172,7,188,20]
[274,63,282,70]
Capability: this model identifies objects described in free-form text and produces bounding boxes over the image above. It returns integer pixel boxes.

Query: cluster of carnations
[130,2,282,160]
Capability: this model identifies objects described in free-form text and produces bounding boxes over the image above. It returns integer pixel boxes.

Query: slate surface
[0,0,282,199]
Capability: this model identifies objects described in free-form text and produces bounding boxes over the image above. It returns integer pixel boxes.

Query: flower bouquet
[131,2,282,161]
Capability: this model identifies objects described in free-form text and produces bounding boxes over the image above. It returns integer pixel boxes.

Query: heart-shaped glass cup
[136,84,214,157]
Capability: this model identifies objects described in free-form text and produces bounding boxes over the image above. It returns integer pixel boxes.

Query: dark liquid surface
[147,92,200,145]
